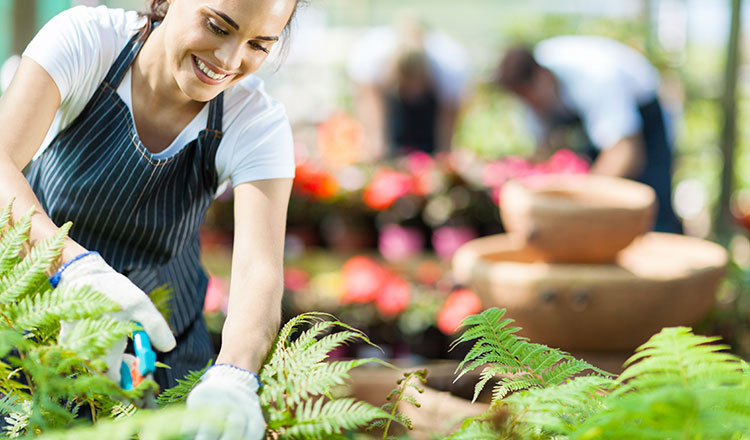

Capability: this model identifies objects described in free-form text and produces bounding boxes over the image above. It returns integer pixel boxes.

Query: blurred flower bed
[199,113,591,359]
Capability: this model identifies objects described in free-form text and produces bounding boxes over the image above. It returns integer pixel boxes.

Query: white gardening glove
[52,252,176,383]
[186,364,265,440]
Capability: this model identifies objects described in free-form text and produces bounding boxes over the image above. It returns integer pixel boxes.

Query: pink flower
[341,256,386,303]
[539,149,590,174]
[375,275,411,318]
[378,224,424,262]
[432,226,477,261]
[404,151,435,175]
[204,275,229,314]
[284,268,310,291]
[363,169,413,210]
[437,288,482,334]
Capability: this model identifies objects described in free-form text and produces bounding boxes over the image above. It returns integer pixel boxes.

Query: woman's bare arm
[0,57,88,263]
[216,177,293,373]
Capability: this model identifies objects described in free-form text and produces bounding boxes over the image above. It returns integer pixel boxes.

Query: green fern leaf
[447,420,500,439]
[504,376,613,436]
[6,285,119,332]
[157,361,211,406]
[0,208,33,279]
[56,317,137,360]
[285,397,389,438]
[147,285,173,327]
[0,198,13,233]
[452,308,611,406]
[615,327,745,396]
[0,221,71,305]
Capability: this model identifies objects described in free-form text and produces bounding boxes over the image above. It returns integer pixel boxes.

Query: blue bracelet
[213,363,263,388]
[49,251,99,288]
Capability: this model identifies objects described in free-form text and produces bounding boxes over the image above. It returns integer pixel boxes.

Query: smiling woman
[0,0,305,439]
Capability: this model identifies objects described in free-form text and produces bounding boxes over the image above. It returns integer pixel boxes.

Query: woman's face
[163,0,296,102]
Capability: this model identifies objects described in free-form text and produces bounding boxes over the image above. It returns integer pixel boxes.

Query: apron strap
[103,21,155,89]
[207,91,224,132]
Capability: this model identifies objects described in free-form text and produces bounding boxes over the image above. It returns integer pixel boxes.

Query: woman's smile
[191,55,233,85]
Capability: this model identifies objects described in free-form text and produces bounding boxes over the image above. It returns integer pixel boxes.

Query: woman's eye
[249,41,269,54]
[206,19,228,35]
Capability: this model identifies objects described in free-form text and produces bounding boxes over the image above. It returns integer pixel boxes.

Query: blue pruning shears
[119,324,158,408]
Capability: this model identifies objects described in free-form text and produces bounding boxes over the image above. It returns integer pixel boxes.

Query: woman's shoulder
[50,5,145,39]
[224,75,288,128]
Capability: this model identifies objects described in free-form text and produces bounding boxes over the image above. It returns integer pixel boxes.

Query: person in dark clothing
[497,36,682,233]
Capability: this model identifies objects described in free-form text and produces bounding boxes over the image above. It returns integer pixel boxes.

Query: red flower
[294,161,339,200]
[375,274,411,318]
[204,275,229,314]
[341,256,387,303]
[414,260,444,286]
[284,268,310,291]
[363,169,413,210]
[437,288,482,334]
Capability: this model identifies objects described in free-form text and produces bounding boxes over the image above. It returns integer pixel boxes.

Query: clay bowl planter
[500,174,656,263]
[452,233,728,351]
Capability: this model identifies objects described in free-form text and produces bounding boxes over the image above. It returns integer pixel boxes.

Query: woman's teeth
[195,57,228,81]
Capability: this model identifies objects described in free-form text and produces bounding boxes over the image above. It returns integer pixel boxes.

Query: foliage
[450,307,611,403]
[0,199,165,436]
[369,369,427,439]
[0,200,394,439]
[450,308,750,439]
[259,312,392,438]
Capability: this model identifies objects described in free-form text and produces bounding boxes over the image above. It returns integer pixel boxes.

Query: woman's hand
[53,251,176,383]
[186,364,265,440]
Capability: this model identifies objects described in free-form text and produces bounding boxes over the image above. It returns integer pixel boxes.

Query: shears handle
[120,324,157,390]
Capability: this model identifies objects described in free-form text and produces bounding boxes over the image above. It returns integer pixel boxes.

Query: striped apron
[27,23,223,388]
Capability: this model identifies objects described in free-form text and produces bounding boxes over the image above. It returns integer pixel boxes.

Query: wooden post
[12,0,36,55]
[718,0,743,234]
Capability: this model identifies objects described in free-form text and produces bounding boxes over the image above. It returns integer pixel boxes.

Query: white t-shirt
[532,35,662,151]
[347,26,469,104]
[23,5,295,187]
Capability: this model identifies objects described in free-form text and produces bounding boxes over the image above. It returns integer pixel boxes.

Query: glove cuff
[205,364,262,391]
[50,251,101,288]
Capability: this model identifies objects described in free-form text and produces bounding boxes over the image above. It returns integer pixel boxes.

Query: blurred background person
[496,35,683,234]
[347,14,470,159]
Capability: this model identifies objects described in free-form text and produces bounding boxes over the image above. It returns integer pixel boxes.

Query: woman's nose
[215,42,243,72]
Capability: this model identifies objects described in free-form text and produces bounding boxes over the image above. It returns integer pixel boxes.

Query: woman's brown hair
[143,0,305,56]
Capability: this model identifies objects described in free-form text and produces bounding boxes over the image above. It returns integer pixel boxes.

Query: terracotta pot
[500,174,656,263]
[452,233,728,351]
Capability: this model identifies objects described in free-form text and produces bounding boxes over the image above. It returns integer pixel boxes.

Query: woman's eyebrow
[206,7,280,41]
[207,7,240,31]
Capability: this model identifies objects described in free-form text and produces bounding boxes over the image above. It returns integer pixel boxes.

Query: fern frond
[264,312,334,365]
[451,308,611,404]
[0,208,33,279]
[285,397,389,438]
[446,420,500,440]
[3,399,31,438]
[5,285,119,332]
[0,221,71,305]
[503,376,613,436]
[157,361,211,406]
[0,198,13,234]
[572,384,750,439]
[614,326,745,396]
[0,393,21,416]
[147,285,173,326]
[0,329,31,358]
[55,317,137,360]
[280,358,385,407]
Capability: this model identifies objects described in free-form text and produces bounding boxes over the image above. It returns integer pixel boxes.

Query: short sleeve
[424,31,470,103]
[347,27,395,85]
[22,6,136,105]
[576,83,642,150]
[227,104,295,187]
